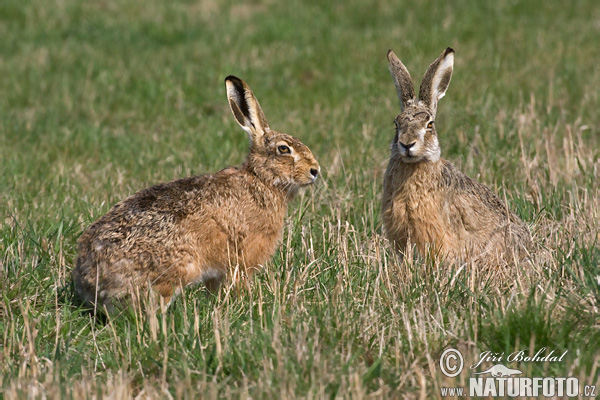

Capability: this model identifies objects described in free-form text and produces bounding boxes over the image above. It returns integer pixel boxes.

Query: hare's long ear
[418,47,454,115]
[387,50,415,110]
[225,76,270,145]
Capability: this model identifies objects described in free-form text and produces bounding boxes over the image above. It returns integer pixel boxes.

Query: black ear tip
[225,75,246,93]
[387,49,398,62]
[225,75,242,84]
[445,47,455,55]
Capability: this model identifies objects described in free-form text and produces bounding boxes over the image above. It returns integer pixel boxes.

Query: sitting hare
[382,48,530,264]
[73,76,320,311]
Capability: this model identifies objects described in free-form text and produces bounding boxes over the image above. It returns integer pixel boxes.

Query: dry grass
[1,0,599,398]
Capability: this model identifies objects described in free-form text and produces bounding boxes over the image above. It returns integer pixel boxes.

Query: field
[1,0,599,398]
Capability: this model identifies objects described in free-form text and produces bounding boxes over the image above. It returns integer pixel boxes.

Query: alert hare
[382,48,531,264]
[73,76,320,311]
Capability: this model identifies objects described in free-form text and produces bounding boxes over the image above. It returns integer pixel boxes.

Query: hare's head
[225,76,320,196]
[387,48,454,163]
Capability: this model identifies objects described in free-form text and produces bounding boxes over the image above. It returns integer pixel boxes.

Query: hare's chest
[393,179,449,244]
[236,208,286,265]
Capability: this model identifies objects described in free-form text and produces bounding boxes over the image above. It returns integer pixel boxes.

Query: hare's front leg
[201,268,226,294]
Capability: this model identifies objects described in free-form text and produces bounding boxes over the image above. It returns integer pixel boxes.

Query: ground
[1,0,598,398]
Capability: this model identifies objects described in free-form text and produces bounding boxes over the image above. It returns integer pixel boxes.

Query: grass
[1,0,599,398]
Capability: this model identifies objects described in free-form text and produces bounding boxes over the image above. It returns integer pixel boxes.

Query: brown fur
[73,76,320,311]
[382,48,531,264]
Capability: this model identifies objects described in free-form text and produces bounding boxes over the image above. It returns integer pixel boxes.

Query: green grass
[1,0,599,398]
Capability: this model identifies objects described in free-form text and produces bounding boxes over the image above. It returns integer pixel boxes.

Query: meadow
[1,0,598,398]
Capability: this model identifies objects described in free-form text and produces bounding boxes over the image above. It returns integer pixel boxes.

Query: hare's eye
[427,121,434,129]
[278,145,291,154]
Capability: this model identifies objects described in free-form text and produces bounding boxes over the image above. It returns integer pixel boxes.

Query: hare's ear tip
[387,49,393,55]
[225,75,244,86]
[225,76,247,95]
[445,47,455,55]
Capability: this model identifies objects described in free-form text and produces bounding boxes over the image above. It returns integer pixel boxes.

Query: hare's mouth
[298,179,317,186]
[401,154,422,163]
[296,173,318,186]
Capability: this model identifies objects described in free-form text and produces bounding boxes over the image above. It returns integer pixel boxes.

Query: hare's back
[82,176,207,242]
[78,167,274,255]
[440,161,508,218]
[440,161,528,239]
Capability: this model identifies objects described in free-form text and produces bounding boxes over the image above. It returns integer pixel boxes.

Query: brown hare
[382,48,531,265]
[73,76,320,312]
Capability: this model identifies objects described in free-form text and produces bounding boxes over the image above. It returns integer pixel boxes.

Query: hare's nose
[400,142,416,150]
[310,168,319,178]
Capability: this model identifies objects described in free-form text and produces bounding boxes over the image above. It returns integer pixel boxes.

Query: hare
[382,48,531,265]
[73,76,320,311]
